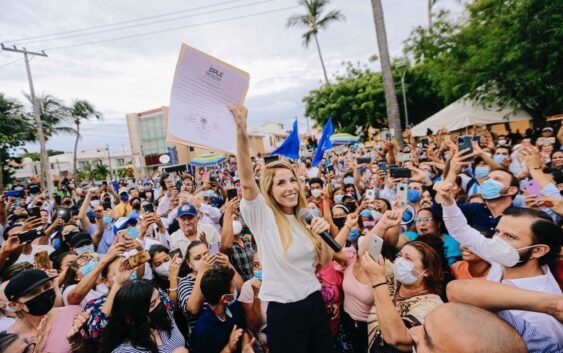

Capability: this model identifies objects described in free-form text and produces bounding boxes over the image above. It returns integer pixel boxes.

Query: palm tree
[428,0,438,29]
[93,164,110,181]
[69,100,102,183]
[23,94,75,141]
[369,0,402,146]
[287,0,344,85]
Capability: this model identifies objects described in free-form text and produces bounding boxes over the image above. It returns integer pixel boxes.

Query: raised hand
[228,104,248,128]
[433,180,456,206]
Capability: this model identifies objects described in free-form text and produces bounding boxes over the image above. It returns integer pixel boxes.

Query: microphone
[299,209,342,253]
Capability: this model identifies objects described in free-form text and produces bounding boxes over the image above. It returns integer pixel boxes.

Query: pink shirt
[335,247,374,322]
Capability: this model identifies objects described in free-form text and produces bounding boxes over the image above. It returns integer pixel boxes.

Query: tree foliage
[406,0,563,123]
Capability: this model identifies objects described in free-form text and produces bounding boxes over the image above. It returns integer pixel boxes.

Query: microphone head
[298,208,313,223]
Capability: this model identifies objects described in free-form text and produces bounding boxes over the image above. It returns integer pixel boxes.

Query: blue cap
[177,204,198,218]
[112,216,138,233]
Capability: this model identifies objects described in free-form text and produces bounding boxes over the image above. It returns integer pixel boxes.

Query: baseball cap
[5,269,55,301]
[112,216,138,233]
[177,204,197,218]
[68,232,93,248]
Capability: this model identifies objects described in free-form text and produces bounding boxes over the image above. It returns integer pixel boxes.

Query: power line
[0,57,23,69]
[44,6,299,51]
[16,0,276,46]
[1,0,254,44]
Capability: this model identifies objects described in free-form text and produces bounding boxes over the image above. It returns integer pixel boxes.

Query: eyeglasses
[415,217,433,223]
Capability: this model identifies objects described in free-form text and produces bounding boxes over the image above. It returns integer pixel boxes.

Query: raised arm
[229,104,259,201]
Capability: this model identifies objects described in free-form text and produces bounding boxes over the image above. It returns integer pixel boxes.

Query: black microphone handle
[317,230,342,252]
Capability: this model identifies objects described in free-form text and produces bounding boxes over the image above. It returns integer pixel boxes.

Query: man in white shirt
[434,180,563,344]
[305,158,319,179]
[169,204,220,257]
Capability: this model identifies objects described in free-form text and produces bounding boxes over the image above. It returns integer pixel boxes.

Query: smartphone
[170,248,182,259]
[397,153,412,163]
[264,155,280,165]
[357,157,372,165]
[522,138,532,147]
[4,190,23,198]
[457,135,473,153]
[29,206,41,219]
[57,208,71,223]
[54,195,62,205]
[396,183,408,208]
[473,135,481,144]
[326,165,335,173]
[127,251,151,269]
[208,241,221,255]
[390,167,411,179]
[143,203,154,213]
[103,201,112,210]
[421,138,429,147]
[525,180,543,199]
[365,189,376,202]
[444,135,451,143]
[17,228,44,244]
[368,234,384,261]
[34,250,52,270]
[227,188,238,201]
[378,162,388,174]
[116,230,128,244]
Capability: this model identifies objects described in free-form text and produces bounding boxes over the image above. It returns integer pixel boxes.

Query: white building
[14,146,133,180]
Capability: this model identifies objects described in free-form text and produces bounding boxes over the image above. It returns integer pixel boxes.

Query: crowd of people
[0,107,562,353]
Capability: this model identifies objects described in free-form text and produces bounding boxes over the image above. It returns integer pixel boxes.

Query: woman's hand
[228,104,248,128]
[115,258,139,285]
[360,253,387,285]
[344,213,359,229]
[103,241,126,263]
[309,216,330,235]
[169,254,182,280]
[66,310,90,340]
[215,252,232,269]
[199,253,216,274]
[433,180,456,206]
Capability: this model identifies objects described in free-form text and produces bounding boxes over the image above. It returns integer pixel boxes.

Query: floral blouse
[83,288,174,341]
[367,259,443,351]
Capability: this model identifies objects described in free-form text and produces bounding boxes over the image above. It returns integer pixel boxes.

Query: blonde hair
[260,160,322,261]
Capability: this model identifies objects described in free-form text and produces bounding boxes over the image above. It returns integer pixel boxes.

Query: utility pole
[1,44,54,197]
[106,145,113,181]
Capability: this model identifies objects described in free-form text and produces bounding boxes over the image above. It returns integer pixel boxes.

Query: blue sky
[0,0,464,153]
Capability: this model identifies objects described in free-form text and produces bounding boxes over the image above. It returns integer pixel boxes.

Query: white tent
[411,98,532,137]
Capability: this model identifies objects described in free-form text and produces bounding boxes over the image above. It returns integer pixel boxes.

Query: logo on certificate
[205,65,224,83]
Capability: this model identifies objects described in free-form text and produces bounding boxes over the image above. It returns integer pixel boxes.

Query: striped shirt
[110,314,185,353]
[497,310,562,353]
[178,274,208,344]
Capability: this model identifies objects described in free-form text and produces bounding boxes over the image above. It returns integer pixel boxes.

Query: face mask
[24,288,56,316]
[130,272,137,280]
[333,217,346,229]
[53,239,61,250]
[224,287,238,306]
[311,189,321,198]
[254,270,263,281]
[494,154,507,164]
[360,209,372,218]
[79,260,97,276]
[334,195,344,203]
[474,166,490,179]
[498,139,507,145]
[90,200,100,208]
[103,216,113,226]
[232,220,243,235]
[120,195,129,202]
[422,170,432,181]
[347,228,360,241]
[393,257,425,285]
[154,260,170,277]
[132,203,141,211]
[344,177,354,185]
[407,189,421,203]
[191,259,202,272]
[480,179,506,200]
[149,302,167,328]
[76,244,94,255]
[483,236,539,267]
[127,226,139,239]
[310,208,320,217]
[76,221,82,227]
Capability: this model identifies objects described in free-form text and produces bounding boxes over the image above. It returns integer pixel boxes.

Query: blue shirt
[96,228,115,255]
[402,231,461,266]
[191,302,247,353]
[497,310,562,353]
[432,202,516,234]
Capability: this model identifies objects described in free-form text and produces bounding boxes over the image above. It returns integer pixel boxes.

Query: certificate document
[168,44,250,153]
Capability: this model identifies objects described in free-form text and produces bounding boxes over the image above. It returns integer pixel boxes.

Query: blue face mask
[480,179,505,200]
[130,272,137,280]
[334,195,344,203]
[347,228,360,241]
[79,260,97,276]
[310,208,320,217]
[494,154,507,164]
[53,239,61,250]
[474,166,491,179]
[254,270,263,281]
[103,216,113,226]
[344,177,354,185]
[359,209,372,218]
[127,226,139,239]
[407,189,421,203]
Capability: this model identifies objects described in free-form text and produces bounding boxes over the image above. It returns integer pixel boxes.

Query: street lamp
[396,61,410,128]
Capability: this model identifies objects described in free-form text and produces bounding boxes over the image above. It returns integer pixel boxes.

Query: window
[116,159,125,166]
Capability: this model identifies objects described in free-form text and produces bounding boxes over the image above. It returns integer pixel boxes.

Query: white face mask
[393,257,425,285]
[191,259,202,272]
[154,260,170,277]
[232,220,243,235]
[483,236,538,267]
[90,199,100,208]
[76,244,94,255]
[311,189,321,198]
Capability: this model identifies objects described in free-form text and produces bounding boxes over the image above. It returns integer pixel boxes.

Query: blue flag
[272,120,300,160]
[312,117,334,167]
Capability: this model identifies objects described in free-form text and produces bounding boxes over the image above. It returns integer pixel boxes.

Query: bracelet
[344,224,352,231]
[372,282,387,289]
[169,287,178,292]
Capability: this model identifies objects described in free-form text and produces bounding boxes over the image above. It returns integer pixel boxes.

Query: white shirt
[307,167,319,178]
[15,245,55,265]
[240,193,321,303]
[169,223,220,258]
[62,283,108,307]
[442,203,563,344]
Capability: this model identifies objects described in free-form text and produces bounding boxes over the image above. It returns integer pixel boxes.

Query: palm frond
[317,10,345,28]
